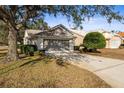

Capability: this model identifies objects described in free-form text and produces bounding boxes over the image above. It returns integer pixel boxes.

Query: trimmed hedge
[83,32,106,50]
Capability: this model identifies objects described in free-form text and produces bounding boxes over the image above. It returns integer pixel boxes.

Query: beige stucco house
[23,24,75,53]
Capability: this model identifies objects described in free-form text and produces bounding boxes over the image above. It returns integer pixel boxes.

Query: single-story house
[23,24,76,53]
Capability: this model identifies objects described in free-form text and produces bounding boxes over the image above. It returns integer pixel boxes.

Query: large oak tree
[0,5,123,61]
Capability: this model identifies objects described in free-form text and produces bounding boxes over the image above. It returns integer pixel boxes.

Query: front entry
[43,39,70,51]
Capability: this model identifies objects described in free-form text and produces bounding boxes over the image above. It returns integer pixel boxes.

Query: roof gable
[50,24,73,35]
[70,29,86,37]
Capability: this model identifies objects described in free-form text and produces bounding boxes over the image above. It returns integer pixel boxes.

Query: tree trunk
[7,29,19,61]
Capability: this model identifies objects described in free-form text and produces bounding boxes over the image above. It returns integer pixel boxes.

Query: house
[118,32,124,44]
[89,29,122,48]
[70,29,86,46]
[23,24,75,53]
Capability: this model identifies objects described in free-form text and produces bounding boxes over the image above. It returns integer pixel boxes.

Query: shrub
[79,44,84,53]
[119,44,124,49]
[83,32,106,51]
[56,57,64,66]
[20,45,38,56]
[39,50,45,56]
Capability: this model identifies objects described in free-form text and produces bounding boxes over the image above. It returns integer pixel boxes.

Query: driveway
[52,52,124,88]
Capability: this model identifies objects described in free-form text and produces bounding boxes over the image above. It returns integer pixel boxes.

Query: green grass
[0,54,111,88]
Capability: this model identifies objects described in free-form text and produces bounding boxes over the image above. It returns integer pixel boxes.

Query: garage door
[110,38,121,48]
[43,39,69,51]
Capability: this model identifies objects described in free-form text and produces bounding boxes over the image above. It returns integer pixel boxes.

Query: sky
[44,5,124,32]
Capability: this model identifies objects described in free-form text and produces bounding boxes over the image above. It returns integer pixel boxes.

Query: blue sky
[44,6,124,32]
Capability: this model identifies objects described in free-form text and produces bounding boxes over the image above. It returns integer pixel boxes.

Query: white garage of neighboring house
[102,32,121,48]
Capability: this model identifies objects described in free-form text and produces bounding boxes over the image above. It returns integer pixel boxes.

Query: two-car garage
[43,39,70,51]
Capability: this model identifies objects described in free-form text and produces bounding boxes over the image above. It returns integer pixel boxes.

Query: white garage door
[110,39,121,48]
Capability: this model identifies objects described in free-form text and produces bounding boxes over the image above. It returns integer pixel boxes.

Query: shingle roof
[118,32,124,37]
[70,29,86,37]
[26,29,42,35]
[25,25,75,40]
[50,24,69,31]
[50,24,73,35]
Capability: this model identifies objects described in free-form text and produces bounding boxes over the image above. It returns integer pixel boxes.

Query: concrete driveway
[53,52,124,88]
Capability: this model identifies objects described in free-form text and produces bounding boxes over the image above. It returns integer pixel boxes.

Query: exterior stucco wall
[73,33,84,46]
[35,38,43,50]
[69,39,74,52]
[105,39,110,48]
[23,38,28,45]
[23,31,29,45]
[121,37,124,44]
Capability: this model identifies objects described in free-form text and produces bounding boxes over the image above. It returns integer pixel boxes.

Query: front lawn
[0,53,110,88]
[86,48,124,60]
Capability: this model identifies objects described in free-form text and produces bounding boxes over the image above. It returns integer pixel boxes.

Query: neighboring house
[70,29,86,46]
[118,32,124,44]
[23,24,75,53]
[102,31,121,48]
[97,29,122,48]
[89,29,121,48]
